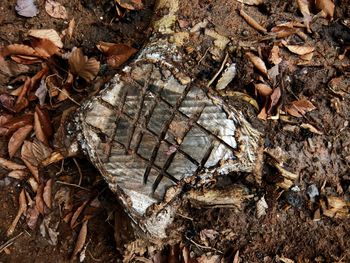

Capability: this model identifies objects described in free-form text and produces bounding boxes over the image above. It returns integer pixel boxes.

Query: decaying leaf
[8,124,33,158]
[235,0,263,5]
[7,170,28,180]
[239,9,267,33]
[43,179,53,209]
[246,52,268,78]
[32,38,60,58]
[199,229,219,243]
[1,44,38,58]
[315,0,335,19]
[16,0,39,18]
[26,205,40,229]
[321,196,349,219]
[69,48,100,82]
[297,0,312,31]
[0,157,26,170]
[256,196,268,218]
[115,0,144,10]
[71,200,89,229]
[216,63,237,90]
[35,183,46,215]
[267,87,281,114]
[71,220,88,259]
[28,29,64,48]
[21,141,40,181]
[97,42,137,68]
[269,45,282,65]
[282,41,315,56]
[300,123,323,135]
[7,189,27,236]
[285,99,316,117]
[45,0,68,20]
[0,114,34,136]
[255,83,273,97]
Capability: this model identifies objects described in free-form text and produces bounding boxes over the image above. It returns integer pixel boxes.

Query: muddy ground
[0,0,350,262]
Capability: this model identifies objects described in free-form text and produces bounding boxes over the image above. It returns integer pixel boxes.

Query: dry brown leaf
[0,157,26,170]
[32,38,60,58]
[43,179,53,209]
[36,183,46,215]
[67,18,75,39]
[246,52,268,78]
[255,83,273,97]
[34,111,48,145]
[31,139,52,163]
[45,0,68,19]
[116,0,144,10]
[21,141,40,181]
[97,42,137,68]
[300,52,313,61]
[70,200,89,229]
[28,29,64,48]
[0,114,34,136]
[7,170,28,180]
[8,124,33,158]
[26,205,40,229]
[300,123,323,134]
[71,220,88,259]
[267,87,281,114]
[285,98,316,117]
[233,250,240,263]
[235,0,263,5]
[283,41,315,56]
[239,9,267,33]
[257,106,268,120]
[2,44,38,57]
[7,189,27,236]
[315,0,335,19]
[269,45,282,65]
[297,0,312,31]
[69,48,100,82]
[34,106,52,145]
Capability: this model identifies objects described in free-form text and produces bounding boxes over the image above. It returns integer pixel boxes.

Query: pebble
[307,184,319,201]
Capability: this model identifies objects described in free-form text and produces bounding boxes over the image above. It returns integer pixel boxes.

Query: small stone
[307,184,319,201]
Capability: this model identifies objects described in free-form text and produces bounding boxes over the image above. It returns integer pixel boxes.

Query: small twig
[185,236,223,254]
[197,47,210,65]
[0,232,23,253]
[56,181,90,191]
[176,213,194,221]
[73,158,83,186]
[207,52,229,87]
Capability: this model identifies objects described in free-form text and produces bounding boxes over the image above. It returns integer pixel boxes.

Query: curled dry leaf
[116,0,144,10]
[315,0,335,19]
[32,38,60,58]
[8,124,33,158]
[0,157,26,170]
[300,123,323,135]
[45,0,68,20]
[69,48,100,82]
[34,110,48,145]
[28,29,64,48]
[32,138,53,163]
[15,0,39,18]
[35,183,46,215]
[71,220,88,259]
[70,200,89,229]
[1,44,38,58]
[21,141,40,181]
[67,18,75,39]
[267,86,281,114]
[0,114,34,136]
[97,42,137,68]
[282,42,315,56]
[7,189,27,236]
[246,52,268,78]
[239,9,267,33]
[285,98,316,117]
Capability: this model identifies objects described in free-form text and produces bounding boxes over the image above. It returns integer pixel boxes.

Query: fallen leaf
[2,44,38,58]
[69,48,100,81]
[296,0,312,31]
[216,63,237,90]
[71,200,89,229]
[239,9,267,33]
[32,38,60,58]
[43,179,53,209]
[0,157,26,170]
[0,114,33,136]
[34,110,48,145]
[15,0,39,18]
[246,52,268,78]
[71,220,88,259]
[315,0,335,19]
[269,45,282,65]
[285,98,316,117]
[21,141,40,181]
[267,86,281,114]
[8,124,33,158]
[255,83,273,97]
[35,183,46,215]
[300,123,323,134]
[28,29,64,48]
[45,0,68,19]
[7,189,27,236]
[31,138,53,163]
[97,42,137,68]
[7,170,28,180]
[235,0,263,5]
[35,79,48,105]
[26,205,40,229]
[283,42,315,56]
[0,94,16,112]
[67,18,75,39]
[115,0,144,10]
[256,196,268,218]
[200,229,219,243]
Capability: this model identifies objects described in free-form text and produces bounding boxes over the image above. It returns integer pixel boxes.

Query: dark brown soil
[0,0,350,262]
